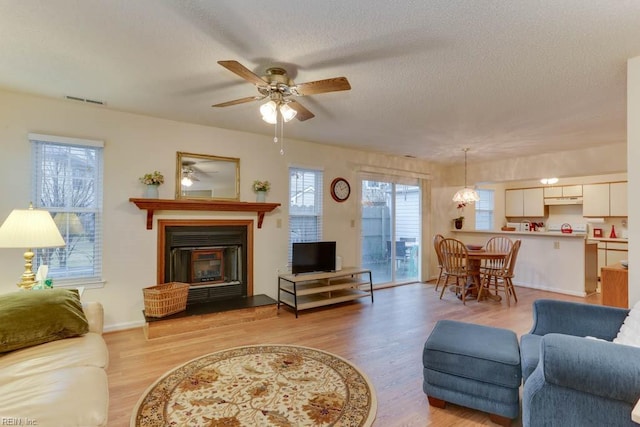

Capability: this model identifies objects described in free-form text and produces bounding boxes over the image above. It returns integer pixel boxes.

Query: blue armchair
[521,299,640,427]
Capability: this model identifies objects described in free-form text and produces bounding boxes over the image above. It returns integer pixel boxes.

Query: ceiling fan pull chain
[273,113,279,144]
[280,114,285,155]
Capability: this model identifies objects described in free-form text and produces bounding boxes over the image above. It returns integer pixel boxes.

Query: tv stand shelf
[277,267,373,317]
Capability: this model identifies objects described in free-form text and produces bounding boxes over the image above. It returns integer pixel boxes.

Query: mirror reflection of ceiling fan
[212,60,351,122]
[181,160,208,187]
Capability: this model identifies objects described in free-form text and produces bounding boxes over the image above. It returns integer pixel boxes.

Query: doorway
[361,179,421,286]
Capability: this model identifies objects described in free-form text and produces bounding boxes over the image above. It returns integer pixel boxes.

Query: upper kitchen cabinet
[506,188,545,217]
[583,182,627,217]
[583,183,609,216]
[609,182,628,217]
[543,185,582,198]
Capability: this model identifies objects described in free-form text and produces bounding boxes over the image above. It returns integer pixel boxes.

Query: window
[475,189,494,231]
[30,133,104,286]
[289,167,323,264]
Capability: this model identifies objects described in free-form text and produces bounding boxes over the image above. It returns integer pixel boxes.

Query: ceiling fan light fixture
[279,103,297,122]
[181,176,193,187]
[260,100,277,124]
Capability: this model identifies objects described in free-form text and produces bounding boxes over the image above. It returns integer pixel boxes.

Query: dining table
[465,247,509,301]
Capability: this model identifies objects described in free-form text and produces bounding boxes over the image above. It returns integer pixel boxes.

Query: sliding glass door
[361,179,420,286]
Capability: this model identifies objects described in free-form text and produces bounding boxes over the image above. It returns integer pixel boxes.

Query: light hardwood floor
[105,282,600,426]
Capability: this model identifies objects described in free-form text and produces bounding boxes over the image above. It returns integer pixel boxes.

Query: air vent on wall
[65,95,105,105]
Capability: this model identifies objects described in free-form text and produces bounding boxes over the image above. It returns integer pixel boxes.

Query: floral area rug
[131,344,377,426]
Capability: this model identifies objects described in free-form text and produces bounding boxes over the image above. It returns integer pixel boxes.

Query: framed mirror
[176,152,240,200]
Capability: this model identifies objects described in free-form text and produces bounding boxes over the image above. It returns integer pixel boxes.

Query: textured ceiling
[1,1,639,164]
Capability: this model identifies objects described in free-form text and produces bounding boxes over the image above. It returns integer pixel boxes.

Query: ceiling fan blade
[212,96,261,108]
[218,60,266,86]
[293,77,351,96]
[288,100,315,121]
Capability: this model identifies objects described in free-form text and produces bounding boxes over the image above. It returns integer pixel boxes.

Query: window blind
[475,189,495,231]
[30,134,104,286]
[288,167,323,266]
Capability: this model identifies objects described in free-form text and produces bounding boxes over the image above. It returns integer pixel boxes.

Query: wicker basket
[143,282,189,318]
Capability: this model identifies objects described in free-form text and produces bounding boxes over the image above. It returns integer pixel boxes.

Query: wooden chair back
[504,239,522,277]
[439,238,469,275]
[484,236,513,270]
[485,236,513,253]
[433,234,445,266]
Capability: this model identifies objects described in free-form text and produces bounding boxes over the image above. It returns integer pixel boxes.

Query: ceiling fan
[212,60,351,121]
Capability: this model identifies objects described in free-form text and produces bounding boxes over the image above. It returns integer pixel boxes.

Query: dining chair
[438,238,476,304]
[386,240,408,269]
[480,236,514,293]
[433,234,446,292]
[478,239,521,306]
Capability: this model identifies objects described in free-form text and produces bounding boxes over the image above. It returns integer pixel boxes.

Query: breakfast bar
[452,230,596,297]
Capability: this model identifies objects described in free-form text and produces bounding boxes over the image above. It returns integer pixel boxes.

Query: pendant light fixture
[452,148,480,204]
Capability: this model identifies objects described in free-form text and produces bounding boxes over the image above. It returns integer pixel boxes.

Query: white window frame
[30,133,104,288]
[475,189,495,231]
[288,166,324,266]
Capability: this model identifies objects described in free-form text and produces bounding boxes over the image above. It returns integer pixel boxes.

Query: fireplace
[190,249,225,284]
[158,220,253,305]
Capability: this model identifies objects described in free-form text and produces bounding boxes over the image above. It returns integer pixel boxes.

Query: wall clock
[330,177,351,202]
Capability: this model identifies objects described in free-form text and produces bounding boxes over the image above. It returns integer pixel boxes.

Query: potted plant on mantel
[253,180,271,202]
[453,202,466,230]
[139,171,164,199]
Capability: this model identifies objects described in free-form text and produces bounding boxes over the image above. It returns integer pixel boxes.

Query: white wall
[628,56,640,306]
[0,89,437,330]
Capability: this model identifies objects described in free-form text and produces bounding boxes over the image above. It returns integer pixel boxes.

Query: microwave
[506,222,521,231]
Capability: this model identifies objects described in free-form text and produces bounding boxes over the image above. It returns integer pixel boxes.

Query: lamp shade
[260,100,278,124]
[279,103,297,122]
[452,187,481,203]
[0,207,66,248]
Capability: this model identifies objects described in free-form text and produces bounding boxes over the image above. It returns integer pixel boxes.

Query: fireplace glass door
[191,249,224,284]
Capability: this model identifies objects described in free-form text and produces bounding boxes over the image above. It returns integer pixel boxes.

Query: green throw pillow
[0,288,89,353]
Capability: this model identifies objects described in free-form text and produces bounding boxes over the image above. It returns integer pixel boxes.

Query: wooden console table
[601,262,628,308]
[278,267,373,317]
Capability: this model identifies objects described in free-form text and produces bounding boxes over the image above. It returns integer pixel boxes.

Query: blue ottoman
[423,320,522,426]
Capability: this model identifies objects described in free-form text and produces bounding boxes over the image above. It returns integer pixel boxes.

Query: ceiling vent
[65,95,105,105]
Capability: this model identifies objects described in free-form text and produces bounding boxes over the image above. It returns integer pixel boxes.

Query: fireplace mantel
[129,198,280,230]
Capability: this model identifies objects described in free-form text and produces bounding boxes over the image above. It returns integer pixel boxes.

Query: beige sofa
[0,298,109,427]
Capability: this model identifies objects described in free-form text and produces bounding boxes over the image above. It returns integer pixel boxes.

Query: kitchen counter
[586,237,629,243]
[453,229,588,238]
[452,230,595,297]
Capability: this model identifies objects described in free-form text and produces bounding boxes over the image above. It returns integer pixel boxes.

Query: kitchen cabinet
[610,182,627,216]
[583,182,627,217]
[596,241,628,279]
[505,189,524,217]
[543,185,582,198]
[505,188,544,217]
[583,183,610,216]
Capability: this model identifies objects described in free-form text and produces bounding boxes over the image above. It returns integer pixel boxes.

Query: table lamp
[0,204,66,289]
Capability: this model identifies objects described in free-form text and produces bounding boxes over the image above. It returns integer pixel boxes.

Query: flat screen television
[292,241,336,274]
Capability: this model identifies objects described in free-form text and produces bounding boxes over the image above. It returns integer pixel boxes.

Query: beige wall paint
[0,89,437,330]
